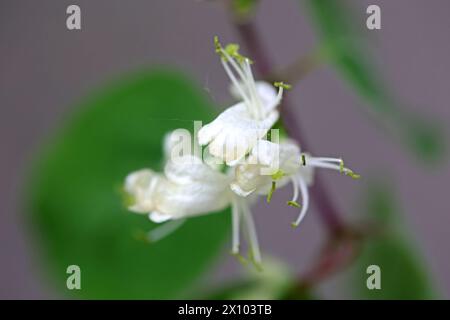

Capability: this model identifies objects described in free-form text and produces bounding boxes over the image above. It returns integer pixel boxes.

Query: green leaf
[351,178,436,299]
[232,0,259,18]
[302,0,446,163]
[26,70,230,299]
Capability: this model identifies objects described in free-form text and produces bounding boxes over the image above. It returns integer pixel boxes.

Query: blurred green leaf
[232,0,259,19]
[26,70,230,299]
[302,0,445,163]
[351,178,436,299]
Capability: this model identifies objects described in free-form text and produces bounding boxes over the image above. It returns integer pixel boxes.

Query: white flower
[230,139,302,197]
[125,136,232,223]
[198,38,287,165]
[122,38,359,268]
[230,139,360,228]
[124,130,264,266]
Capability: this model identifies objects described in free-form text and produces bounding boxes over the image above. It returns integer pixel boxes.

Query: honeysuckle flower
[197,37,289,165]
[230,139,360,228]
[123,38,360,269]
[125,135,232,224]
[124,130,264,267]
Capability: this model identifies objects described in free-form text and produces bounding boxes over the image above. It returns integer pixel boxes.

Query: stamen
[214,36,225,59]
[147,219,186,242]
[287,177,301,208]
[266,85,284,110]
[287,201,301,208]
[243,58,262,119]
[223,51,260,119]
[214,37,264,120]
[231,199,240,255]
[307,158,361,180]
[289,176,299,202]
[224,43,241,60]
[247,250,263,272]
[230,251,248,265]
[221,58,251,106]
[337,159,360,178]
[266,181,276,203]
[292,176,309,228]
[274,81,292,90]
[305,157,342,165]
[345,170,361,179]
[224,43,252,64]
[301,154,306,166]
[222,49,249,87]
[240,200,262,267]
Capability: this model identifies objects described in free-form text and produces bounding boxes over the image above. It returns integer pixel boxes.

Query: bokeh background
[1,0,449,299]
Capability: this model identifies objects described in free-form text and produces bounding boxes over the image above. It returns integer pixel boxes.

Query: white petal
[255,81,278,110]
[149,211,172,223]
[229,81,277,111]
[248,140,280,168]
[278,139,302,175]
[124,169,154,193]
[164,155,229,186]
[232,163,271,197]
[156,180,231,219]
[198,102,279,164]
[163,129,192,160]
[230,139,303,197]
[297,157,315,186]
[124,169,161,213]
[157,155,232,219]
[230,182,256,197]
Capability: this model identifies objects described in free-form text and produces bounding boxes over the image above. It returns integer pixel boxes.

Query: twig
[265,50,323,85]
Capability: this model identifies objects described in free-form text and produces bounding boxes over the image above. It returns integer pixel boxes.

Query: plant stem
[235,21,345,234]
[265,50,323,86]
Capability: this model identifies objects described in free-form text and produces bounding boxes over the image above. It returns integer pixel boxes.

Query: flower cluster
[124,37,359,268]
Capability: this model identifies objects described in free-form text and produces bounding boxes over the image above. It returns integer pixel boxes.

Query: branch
[266,50,323,85]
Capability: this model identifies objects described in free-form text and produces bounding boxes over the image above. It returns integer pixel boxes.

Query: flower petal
[149,211,172,223]
[198,102,279,164]
[255,81,278,111]
[164,155,229,186]
[156,180,231,219]
[230,140,304,197]
[125,169,161,213]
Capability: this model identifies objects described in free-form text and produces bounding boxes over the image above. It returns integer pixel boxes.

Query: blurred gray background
[1,0,449,299]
